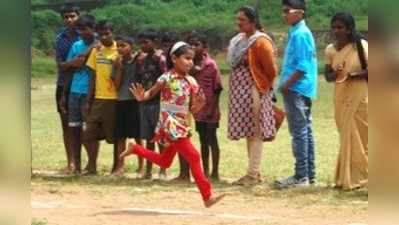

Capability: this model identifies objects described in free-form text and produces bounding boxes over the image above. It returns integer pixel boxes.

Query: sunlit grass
[30,55,369,209]
[31,57,339,184]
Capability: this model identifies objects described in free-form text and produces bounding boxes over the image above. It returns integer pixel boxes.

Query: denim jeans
[68,92,88,127]
[283,90,315,180]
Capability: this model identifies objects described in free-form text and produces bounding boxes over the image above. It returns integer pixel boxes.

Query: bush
[31,10,61,54]
[31,0,368,53]
[31,56,57,78]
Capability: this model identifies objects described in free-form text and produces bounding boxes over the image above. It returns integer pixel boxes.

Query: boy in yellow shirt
[83,20,119,175]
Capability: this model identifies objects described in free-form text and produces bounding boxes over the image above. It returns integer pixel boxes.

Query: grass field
[31,56,367,225]
[31,54,336,183]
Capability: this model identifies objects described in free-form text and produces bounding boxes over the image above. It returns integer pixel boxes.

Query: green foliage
[31,10,61,53]
[32,219,48,225]
[31,0,368,53]
[31,56,57,78]
[31,0,48,4]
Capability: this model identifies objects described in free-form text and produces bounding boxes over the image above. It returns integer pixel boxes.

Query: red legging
[132,137,212,201]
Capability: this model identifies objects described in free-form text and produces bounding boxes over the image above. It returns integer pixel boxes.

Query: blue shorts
[68,92,87,127]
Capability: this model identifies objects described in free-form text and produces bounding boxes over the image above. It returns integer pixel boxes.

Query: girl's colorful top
[152,71,203,144]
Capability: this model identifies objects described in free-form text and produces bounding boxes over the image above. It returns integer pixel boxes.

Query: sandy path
[32,173,367,225]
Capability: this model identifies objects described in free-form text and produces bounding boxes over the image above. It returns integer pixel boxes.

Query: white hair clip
[170,41,188,56]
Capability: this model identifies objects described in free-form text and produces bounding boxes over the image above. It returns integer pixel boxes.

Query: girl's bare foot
[119,143,136,160]
[204,194,226,208]
[120,149,133,159]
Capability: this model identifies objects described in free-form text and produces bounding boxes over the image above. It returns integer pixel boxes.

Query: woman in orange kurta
[226,6,278,185]
[324,12,368,190]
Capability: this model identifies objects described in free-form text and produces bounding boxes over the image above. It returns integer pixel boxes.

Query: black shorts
[115,100,140,139]
[195,121,219,133]
[55,75,73,114]
[139,103,160,140]
[55,85,65,114]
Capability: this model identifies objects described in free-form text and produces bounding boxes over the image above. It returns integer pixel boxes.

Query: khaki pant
[246,85,264,178]
[83,99,116,144]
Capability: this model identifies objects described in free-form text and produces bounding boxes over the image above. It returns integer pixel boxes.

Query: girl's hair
[237,6,264,32]
[166,43,194,70]
[331,12,367,69]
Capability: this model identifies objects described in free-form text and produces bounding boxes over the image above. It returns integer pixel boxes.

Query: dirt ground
[31,172,367,225]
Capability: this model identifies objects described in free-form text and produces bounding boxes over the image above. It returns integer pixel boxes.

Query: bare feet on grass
[62,164,76,175]
[170,176,191,183]
[158,169,167,180]
[81,170,97,176]
[111,167,125,177]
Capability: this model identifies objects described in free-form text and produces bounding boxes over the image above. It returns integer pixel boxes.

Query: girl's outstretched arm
[130,82,163,102]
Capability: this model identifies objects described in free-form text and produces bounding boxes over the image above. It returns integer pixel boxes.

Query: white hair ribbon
[170,41,188,56]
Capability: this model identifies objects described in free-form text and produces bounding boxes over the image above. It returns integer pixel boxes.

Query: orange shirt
[247,37,278,94]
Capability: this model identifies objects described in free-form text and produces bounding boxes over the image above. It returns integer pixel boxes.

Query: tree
[255,0,260,12]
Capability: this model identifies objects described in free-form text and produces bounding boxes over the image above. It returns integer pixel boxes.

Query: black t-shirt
[135,50,164,105]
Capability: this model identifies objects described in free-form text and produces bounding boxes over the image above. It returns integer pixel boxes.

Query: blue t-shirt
[67,40,93,94]
[279,20,318,99]
[55,28,79,87]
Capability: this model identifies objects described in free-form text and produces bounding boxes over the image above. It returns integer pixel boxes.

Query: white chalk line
[31,201,367,224]
[31,200,274,221]
[32,170,75,178]
[119,207,274,221]
[31,201,60,209]
[31,201,85,209]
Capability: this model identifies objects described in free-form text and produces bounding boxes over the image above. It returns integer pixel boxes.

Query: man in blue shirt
[64,15,97,173]
[54,4,80,174]
[275,0,318,188]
